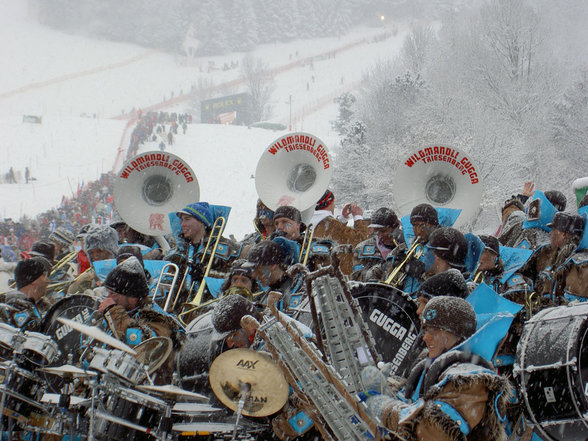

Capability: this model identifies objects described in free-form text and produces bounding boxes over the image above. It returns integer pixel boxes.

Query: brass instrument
[384,239,425,286]
[47,266,92,293]
[49,251,77,277]
[177,216,227,324]
[299,224,315,265]
[394,146,483,229]
[154,262,180,312]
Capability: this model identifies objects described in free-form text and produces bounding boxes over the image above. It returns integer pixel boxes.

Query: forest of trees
[331,0,588,232]
[30,0,446,55]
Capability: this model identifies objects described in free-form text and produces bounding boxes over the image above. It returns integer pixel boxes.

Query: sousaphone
[113,151,200,237]
[255,132,332,225]
[394,145,483,227]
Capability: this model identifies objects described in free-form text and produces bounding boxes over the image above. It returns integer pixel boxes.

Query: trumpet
[384,239,425,286]
[177,216,227,324]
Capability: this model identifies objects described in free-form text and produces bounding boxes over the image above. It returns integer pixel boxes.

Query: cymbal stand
[87,377,99,441]
[231,384,250,441]
[0,331,26,437]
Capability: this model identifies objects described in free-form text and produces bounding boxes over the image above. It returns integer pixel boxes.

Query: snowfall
[0,0,412,241]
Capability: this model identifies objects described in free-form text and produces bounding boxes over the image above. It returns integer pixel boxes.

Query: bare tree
[241,54,275,123]
[401,25,435,74]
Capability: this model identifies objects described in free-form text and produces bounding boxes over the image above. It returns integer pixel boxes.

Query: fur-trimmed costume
[102,302,185,383]
[0,290,44,332]
[308,213,370,275]
[369,351,511,441]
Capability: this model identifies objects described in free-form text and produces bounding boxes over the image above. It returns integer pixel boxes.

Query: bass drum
[177,310,227,396]
[351,282,422,378]
[40,294,101,392]
[515,303,588,441]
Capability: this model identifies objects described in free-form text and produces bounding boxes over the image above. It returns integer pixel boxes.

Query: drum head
[516,304,588,440]
[40,294,100,392]
[352,283,422,378]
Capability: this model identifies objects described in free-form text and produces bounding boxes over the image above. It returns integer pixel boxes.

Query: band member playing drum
[1,257,51,331]
[362,296,511,441]
[243,240,304,313]
[98,257,184,383]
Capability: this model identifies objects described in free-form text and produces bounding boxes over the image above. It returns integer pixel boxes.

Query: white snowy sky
[0,0,408,239]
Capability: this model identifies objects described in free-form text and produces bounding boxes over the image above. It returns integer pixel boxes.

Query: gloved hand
[361,365,388,393]
[365,394,395,420]
[405,258,425,278]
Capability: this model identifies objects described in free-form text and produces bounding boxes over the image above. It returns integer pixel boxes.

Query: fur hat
[84,225,119,257]
[29,240,56,261]
[368,207,400,229]
[428,227,467,268]
[547,212,575,234]
[116,245,145,267]
[245,240,284,267]
[14,257,51,289]
[49,227,75,247]
[416,269,469,300]
[544,190,566,212]
[176,202,213,229]
[255,199,274,221]
[103,257,149,298]
[315,190,335,210]
[422,296,477,340]
[410,204,439,226]
[478,234,500,256]
[212,294,259,337]
[572,214,585,237]
[273,206,302,224]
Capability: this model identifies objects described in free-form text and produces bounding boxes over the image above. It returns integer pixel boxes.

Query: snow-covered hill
[0,0,408,239]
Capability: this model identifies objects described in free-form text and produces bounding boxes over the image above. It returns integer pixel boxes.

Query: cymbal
[133,336,172,374]
[209,348,288,417]
[39,364,98,378]
[172,422,235,434]
[136,384,208,402]
[56,317,136,355]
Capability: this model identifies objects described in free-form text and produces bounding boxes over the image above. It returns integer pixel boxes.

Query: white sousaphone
[255,132,333,224]
[113,151,200,239]
[394,145,483,227]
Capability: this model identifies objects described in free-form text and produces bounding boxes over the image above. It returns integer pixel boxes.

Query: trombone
[299,224,315,266]
[384,239,425,286]
[177,216,226,324]
[49,251,77,277]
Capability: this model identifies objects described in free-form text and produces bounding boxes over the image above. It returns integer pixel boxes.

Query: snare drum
[105,350,146,384]
[515,303,588,440]
[351,282,422,378]
[94,386,169,441]
[0,362,44,423]
[89,347,112,374]
[0,323,19,361]
[21,332,60,367]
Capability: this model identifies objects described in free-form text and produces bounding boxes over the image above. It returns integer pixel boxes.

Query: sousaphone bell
[113,151,200,236]
[394,145,483,227]
[255,132,332,225]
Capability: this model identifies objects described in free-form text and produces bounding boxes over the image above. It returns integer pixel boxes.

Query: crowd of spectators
[0,173,115,262]
[1,110,194,262]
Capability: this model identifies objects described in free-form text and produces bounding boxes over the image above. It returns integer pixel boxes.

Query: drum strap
[509,413,534,441]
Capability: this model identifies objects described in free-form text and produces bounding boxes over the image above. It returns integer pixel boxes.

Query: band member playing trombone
[174,201,240,305]
[380,203,440,293]
[352,207,400,281]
